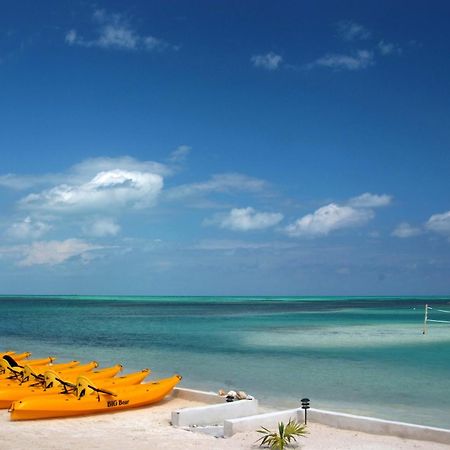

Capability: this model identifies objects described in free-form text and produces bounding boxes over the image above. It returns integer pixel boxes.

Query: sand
[1,397,448,450]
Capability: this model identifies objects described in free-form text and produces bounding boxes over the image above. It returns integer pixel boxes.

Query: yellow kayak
[0,364,121,395]
[0,359,77,381]
[1,356,57,376]
[2,352,32,360]
[0,365,148,409]
[1,361,92,387]
[10,374,181,420]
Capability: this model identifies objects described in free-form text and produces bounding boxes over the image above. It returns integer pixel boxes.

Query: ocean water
[1,295,449,429]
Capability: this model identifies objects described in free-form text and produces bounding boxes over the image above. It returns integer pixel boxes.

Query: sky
[0,1,449,296]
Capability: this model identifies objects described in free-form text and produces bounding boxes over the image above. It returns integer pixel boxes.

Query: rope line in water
[427,307,450,313]
[427,319,450,324]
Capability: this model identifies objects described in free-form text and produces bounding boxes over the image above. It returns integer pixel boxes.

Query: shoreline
[1,392,449,449]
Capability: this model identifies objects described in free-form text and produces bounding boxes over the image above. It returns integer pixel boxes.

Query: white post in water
[423,304,428,335]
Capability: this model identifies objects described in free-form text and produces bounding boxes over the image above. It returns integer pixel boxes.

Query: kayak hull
[0,368,148,409]
[10,374,181,420]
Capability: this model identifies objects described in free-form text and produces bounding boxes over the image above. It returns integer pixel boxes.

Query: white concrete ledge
[309,408,450,445]
[172,399,259,427]
[224,408,299,438]
[172,387,223,404]
[171,387,450,444]
[224,406,450,444]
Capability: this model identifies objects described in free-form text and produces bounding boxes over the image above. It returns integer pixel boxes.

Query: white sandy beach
[1,397,448,450]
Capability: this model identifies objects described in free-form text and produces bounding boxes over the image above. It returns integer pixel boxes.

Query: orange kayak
[10,374,181,420]
[1,356,56,376]
[2,352,32,360]
[0,365,130,408]
[0,359,75,380]
[1,361,89,386]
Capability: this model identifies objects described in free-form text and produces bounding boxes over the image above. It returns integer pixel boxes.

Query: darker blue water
[1,296,449,428]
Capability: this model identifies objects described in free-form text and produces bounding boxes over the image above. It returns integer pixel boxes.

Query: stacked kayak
[1,351,182,420]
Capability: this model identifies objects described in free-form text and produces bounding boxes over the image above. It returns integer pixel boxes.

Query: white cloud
[18,239,102,266]
[215,207,283,231]
[6,217,52,240]
[83,218,120,237]
[392,222,422,238]
[251,52,283,70]
[0,156,170,191]
[348,193,392,208]
[337,21,371,41]
[166,173,267,200]
[308,50,374,71]
[377,40,402,56]
[65,9,176,52]
[19,169,163,213]
[169,145,191,163]
[426,211,450,236]
[70,156,171,178]
[285,203,373,237]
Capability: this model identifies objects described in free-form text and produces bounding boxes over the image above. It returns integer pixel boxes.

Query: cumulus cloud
[65,9,177,52]
[18,239,102,266]
[19,169,163,213]
[348,193,392,208]
[83,218,121,237]
[71,156,170,178]
[166,173,267,200]
[337,21,371,41]
[0,156,170,192]
[213,207,283,231]
[308,50,374,71]
[285,203,373,237]
[392,222,422,238]
[251,52,283,70]
[426,211,450,236]
[6,217,52,240]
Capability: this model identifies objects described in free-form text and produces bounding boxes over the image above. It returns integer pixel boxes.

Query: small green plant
[256,418,307,450]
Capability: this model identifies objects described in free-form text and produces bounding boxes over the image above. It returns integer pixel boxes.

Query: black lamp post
[300,398,310,425]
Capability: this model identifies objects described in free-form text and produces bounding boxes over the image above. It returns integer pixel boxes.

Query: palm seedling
[256,418,307,450]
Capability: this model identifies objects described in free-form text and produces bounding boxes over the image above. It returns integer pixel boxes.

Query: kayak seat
[0,356,23,378]
[2,354,22,369]
[76,376,117,401]
[44,371,76,392]
[21,365,45,384]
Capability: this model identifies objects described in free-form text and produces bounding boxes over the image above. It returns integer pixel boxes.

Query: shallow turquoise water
[1,296,449,428]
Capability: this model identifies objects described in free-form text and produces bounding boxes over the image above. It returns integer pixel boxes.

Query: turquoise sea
[1,295,449,429]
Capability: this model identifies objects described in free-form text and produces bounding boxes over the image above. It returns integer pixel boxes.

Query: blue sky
[1,1,449,295]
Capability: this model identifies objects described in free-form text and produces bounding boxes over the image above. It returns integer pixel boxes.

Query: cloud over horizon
[211,207,283,231]
[14,239,103,266]
[426,211,450,236]
[285,192,391,237]
[19,169,164,213]
[285,203,374,237]
[392,222,422,238]
[348,193,392,208]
